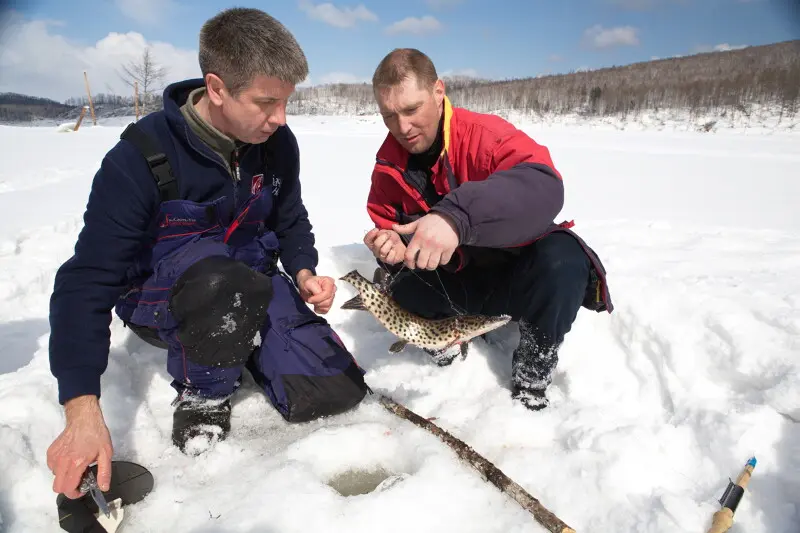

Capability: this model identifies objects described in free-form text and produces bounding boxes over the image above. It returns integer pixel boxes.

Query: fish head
[454,314,512,342]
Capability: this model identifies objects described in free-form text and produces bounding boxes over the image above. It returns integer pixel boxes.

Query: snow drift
[0,117,797,532]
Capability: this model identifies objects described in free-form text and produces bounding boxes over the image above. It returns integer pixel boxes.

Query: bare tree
[119,47,168,115]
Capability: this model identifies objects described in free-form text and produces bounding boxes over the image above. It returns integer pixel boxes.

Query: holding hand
[296,269,336,314]
[47,395,113,499]
[364,228,406,265]
[393,213,459,270]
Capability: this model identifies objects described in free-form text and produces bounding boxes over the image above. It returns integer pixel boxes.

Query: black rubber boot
[171,392,232,455]
[511,386,549,411]
[510,320,558,411]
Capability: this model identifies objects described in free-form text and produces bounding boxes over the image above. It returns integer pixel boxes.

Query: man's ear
[205,73,227,106]
[433,78,445,106]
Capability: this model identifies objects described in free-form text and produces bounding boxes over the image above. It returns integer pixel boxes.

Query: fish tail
[339,269,370,284]
[341,294,367,310]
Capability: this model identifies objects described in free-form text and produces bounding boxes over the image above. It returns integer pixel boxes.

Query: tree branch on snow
[379,394,577,533]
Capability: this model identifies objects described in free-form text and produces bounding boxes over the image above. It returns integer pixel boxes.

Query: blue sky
[1,0,797,101]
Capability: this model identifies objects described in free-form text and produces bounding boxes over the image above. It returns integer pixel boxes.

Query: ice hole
[325,467,409,497]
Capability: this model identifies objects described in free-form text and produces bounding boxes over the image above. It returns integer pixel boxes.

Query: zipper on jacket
[232,148,241,182]
[232,147,240,208]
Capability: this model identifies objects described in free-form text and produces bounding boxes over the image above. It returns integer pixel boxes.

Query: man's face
[375,76,444,154]
[210,74,295,145]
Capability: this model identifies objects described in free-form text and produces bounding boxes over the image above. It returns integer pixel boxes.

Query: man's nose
[397,115,413,135]
[268,102,287,127]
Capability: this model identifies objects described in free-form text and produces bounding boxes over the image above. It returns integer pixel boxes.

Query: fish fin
[341,295,366,310]
[460,342,469,359]
[389,340,408,353]
[443,338,460,351]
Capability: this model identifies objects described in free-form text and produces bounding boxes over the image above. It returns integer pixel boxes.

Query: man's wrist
[430,203,467,245]
[430,210,461,244]
[295,268,313,285]
[64,394,101,423]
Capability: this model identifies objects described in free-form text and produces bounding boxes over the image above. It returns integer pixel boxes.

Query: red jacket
[365,96,613,312]
[367,96,565,267]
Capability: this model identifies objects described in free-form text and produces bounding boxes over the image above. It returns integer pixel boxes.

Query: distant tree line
[2,40,797,124]
[287,40,800,119]
[0,92,74,122]
[0,47,169,124]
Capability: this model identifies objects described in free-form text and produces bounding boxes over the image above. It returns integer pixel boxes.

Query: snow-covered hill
[0,117,797,532]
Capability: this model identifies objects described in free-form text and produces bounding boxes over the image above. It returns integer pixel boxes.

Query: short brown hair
[372,48,438,90]
[199,8,308,95]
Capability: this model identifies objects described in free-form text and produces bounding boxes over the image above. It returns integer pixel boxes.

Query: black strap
[442,155,459,193]
[120,122,179,202]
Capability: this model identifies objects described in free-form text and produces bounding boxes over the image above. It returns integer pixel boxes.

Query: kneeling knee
[170,256,274,368]
[531,238,590,284]
[172,256,274,313]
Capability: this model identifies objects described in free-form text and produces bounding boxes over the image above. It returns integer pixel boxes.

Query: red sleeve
[488,129,561,179]
[366,166,399,229]
[429,126,564,248]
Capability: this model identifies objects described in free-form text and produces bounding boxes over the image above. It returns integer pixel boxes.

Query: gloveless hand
[393,212,459,270]
[46,395,113,499]
[364,228,406,265]
[296,269,336,314]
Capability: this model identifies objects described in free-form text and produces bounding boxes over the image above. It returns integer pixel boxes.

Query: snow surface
[0,116,798,533]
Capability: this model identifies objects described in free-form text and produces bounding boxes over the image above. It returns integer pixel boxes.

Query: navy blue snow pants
[126,261,369,423]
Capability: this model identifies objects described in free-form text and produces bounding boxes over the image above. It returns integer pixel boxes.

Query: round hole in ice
[325,467,411,496]
[285,423,419,497]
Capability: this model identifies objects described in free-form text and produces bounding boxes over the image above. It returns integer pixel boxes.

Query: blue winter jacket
[49,79,318,404]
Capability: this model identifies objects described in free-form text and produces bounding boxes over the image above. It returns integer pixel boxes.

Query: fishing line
[388,229,468,317]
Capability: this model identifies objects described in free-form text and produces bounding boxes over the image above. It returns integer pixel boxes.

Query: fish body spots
[341,270,510,350]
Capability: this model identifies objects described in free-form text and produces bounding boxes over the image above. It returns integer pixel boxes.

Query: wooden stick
[705,457,756,533]
[379,395,576,533]
[83,71,96,125]
[73,106,88,131]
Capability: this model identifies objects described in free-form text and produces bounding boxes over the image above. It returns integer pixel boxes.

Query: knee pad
[169,255,274,368]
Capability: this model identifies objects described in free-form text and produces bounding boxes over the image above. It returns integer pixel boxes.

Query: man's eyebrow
[382,102,423,116]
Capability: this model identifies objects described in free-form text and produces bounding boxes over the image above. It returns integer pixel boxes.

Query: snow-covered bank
[0,117,797,532]
[12,101,800,135]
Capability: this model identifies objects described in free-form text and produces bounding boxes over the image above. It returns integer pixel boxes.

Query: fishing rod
[706,456,757,533]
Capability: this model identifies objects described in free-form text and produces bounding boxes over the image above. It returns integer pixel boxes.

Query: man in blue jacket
[46,7,368,499]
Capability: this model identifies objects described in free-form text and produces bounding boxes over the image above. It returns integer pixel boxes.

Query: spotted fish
[339,268,512,355]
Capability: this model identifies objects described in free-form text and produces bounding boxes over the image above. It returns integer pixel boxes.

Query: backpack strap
[120,122,179,202]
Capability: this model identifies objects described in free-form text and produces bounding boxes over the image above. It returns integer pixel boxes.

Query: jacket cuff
[430,200,471,245]
[286,255,317,281]
[57,368,102,405]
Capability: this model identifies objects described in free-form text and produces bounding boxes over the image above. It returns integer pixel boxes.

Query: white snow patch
[219,313,236,334]
[0,117,797,532]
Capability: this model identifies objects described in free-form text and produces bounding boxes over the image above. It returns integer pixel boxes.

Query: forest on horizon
[1,39,798,124]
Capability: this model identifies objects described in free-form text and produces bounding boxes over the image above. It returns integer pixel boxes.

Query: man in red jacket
[363,48,613,410]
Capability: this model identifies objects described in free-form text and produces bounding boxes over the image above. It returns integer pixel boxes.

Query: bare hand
[393,213,459,270]
[296,269,336,313]
[46,395,113,499]
[364,228,406,265]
